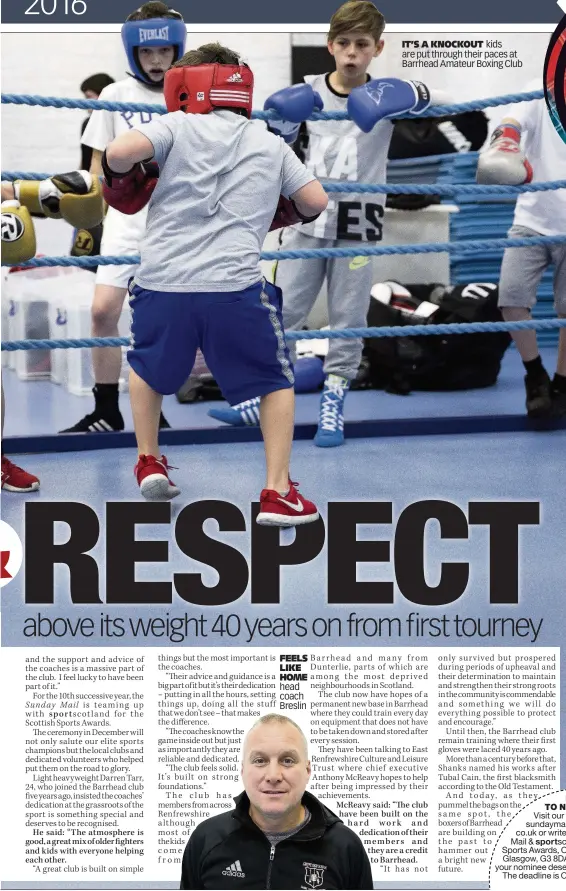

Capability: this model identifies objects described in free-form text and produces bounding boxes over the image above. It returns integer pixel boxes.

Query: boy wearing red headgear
[100,43,328,524]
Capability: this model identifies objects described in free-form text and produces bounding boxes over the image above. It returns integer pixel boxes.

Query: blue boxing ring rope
[2,88,566,452]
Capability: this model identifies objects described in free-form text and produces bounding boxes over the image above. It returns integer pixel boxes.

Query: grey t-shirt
[133,110,314,292]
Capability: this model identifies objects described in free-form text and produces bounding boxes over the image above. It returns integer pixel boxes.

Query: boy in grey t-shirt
[100,43,328,525]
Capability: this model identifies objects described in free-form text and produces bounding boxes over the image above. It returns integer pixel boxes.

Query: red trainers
[257,479,319,526]
[1,455,40,493]
[134,454,180,500]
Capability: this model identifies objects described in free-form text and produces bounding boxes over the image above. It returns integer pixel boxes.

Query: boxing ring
[1,87,566,457]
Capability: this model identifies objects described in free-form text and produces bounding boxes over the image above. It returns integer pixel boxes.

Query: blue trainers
[314,374,349,447]
[208,397,261,427]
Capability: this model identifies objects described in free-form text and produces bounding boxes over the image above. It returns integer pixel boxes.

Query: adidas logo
[226,72,243,82]
[222,860,246,877]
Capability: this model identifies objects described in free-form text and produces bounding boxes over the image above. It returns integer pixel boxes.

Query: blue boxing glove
[348,78,431,133]
[264,83,324,144]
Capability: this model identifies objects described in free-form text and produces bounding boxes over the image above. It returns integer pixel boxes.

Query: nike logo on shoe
[257,481,318,527]
[277,496,304,512]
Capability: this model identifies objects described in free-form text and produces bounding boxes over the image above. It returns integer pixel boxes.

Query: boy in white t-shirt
[208,1,441,446]
[477,81,566,418]
[61,1,186,434]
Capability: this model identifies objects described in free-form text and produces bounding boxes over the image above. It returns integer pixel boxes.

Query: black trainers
[524,372,552,418]
[59,407,170,433]
[59,408,125,433]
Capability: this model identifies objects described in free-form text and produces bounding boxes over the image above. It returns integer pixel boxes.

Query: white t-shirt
[82,77,165,150]
[298,73,393,241]
[82,77,166,233]
[511,81,566,236]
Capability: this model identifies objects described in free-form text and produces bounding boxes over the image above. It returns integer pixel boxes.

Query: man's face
[138,46,176,81]
[241,721,311,830]
[328,30,383,82]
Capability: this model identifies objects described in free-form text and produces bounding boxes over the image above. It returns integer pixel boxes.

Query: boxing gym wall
[1,30,553,175]
[0,32,290,174]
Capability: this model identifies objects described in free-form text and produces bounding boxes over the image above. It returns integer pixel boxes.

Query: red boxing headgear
[164,63,254,118]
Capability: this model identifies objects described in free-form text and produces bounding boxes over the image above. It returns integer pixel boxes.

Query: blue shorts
[127,279,295,404]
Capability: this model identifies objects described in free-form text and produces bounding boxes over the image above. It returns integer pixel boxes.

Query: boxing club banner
[0,0,564,24]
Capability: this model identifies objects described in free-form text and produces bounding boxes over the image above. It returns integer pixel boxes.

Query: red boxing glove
[101,150,159,215]
[269,195,321,231]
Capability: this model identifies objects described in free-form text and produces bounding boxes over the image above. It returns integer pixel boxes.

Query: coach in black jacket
[180,714,373,890]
